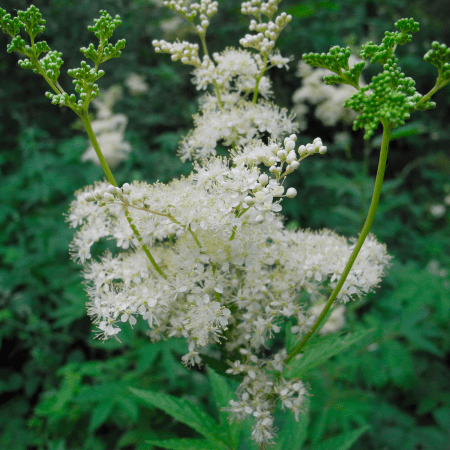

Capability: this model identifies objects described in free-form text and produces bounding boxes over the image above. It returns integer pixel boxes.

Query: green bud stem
[415,81,446,110]
[198,33,223,109]
[284,120,391,366]
[80,113,167,280]
[253,54,268,104]
[79,113,118,186]
[29,38,63,96]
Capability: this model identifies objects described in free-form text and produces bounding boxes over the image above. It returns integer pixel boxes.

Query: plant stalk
[80,113,167,279]
[284,121,391,366]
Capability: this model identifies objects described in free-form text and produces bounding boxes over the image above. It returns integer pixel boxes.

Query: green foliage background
[0,0,449,449]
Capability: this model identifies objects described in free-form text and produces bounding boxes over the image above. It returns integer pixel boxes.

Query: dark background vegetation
[0,0,449,448]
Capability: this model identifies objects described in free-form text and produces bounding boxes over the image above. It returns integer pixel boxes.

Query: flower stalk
[285,120,391,365]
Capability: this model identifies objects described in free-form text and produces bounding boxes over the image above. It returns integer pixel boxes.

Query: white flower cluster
[292,58,365,129]
[178,96,298,161]
[240,12,292,56]
[81,86,131,168]
[125,73,149,96]
[69,0,392,444]
[225,349,307,443]
[68,134,390,443]
[152,0,293,164]
[163,0,218,35]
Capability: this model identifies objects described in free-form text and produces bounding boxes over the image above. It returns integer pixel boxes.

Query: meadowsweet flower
[65,1,392,444]
[125,73,149,96]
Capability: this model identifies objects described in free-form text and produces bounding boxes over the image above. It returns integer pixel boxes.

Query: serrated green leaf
[283,329,373,379]
[311,426,369,450]
[128,387,227,444]
[207,368,241,448]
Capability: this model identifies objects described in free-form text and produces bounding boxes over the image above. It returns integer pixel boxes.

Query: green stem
[124,210,167,279]
[415,79,447,109]
[253,54,268,103]
[198,33,223,108]
[80,113,167,279]
[284,121,391,366]
[188,226,203,248]
[29,37,63,96]
[80,114,117,186]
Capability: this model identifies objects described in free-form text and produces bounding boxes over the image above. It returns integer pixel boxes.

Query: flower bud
[255,215,265,223]
[290,160,300,169]
[122,183,131,195]
[93,190,103,200]
[286,187,297,198]
[319,146,327,154]
[259,174,269,186]
[284,140,295,151]
[286,150,296,163]
[277,150,287,159]
[244,196,255,206]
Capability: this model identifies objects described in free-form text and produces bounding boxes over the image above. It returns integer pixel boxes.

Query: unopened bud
[259,174,269,186]
[286,187,297,198]
[286,150,296,163]
[244,196,255,206]
[122,183,131,195]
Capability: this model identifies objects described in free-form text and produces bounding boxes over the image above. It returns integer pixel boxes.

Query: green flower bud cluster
[302,18,450,140]
[68,61,104,103]
[424,42,450,85]
[88,10,122,41]
[80,40,126,65]
[1,5,125,114]
[1,6,50,57]
[302,46,363,88]
[17,5,46,39]
[81,11,126,66]
[360,18,419,65]
[6,34,27,54]
[345,59,416,139]
[38,51,64,83]
[0,8,21,37]
[45,91,78,108]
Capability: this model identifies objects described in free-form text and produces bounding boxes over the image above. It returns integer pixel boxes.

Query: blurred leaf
[207,368,241,448]
[311,425,370,450]
[272,408,309,450]
[283,329,373,379]
[128,387,225,443]
[89,399,115,433]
